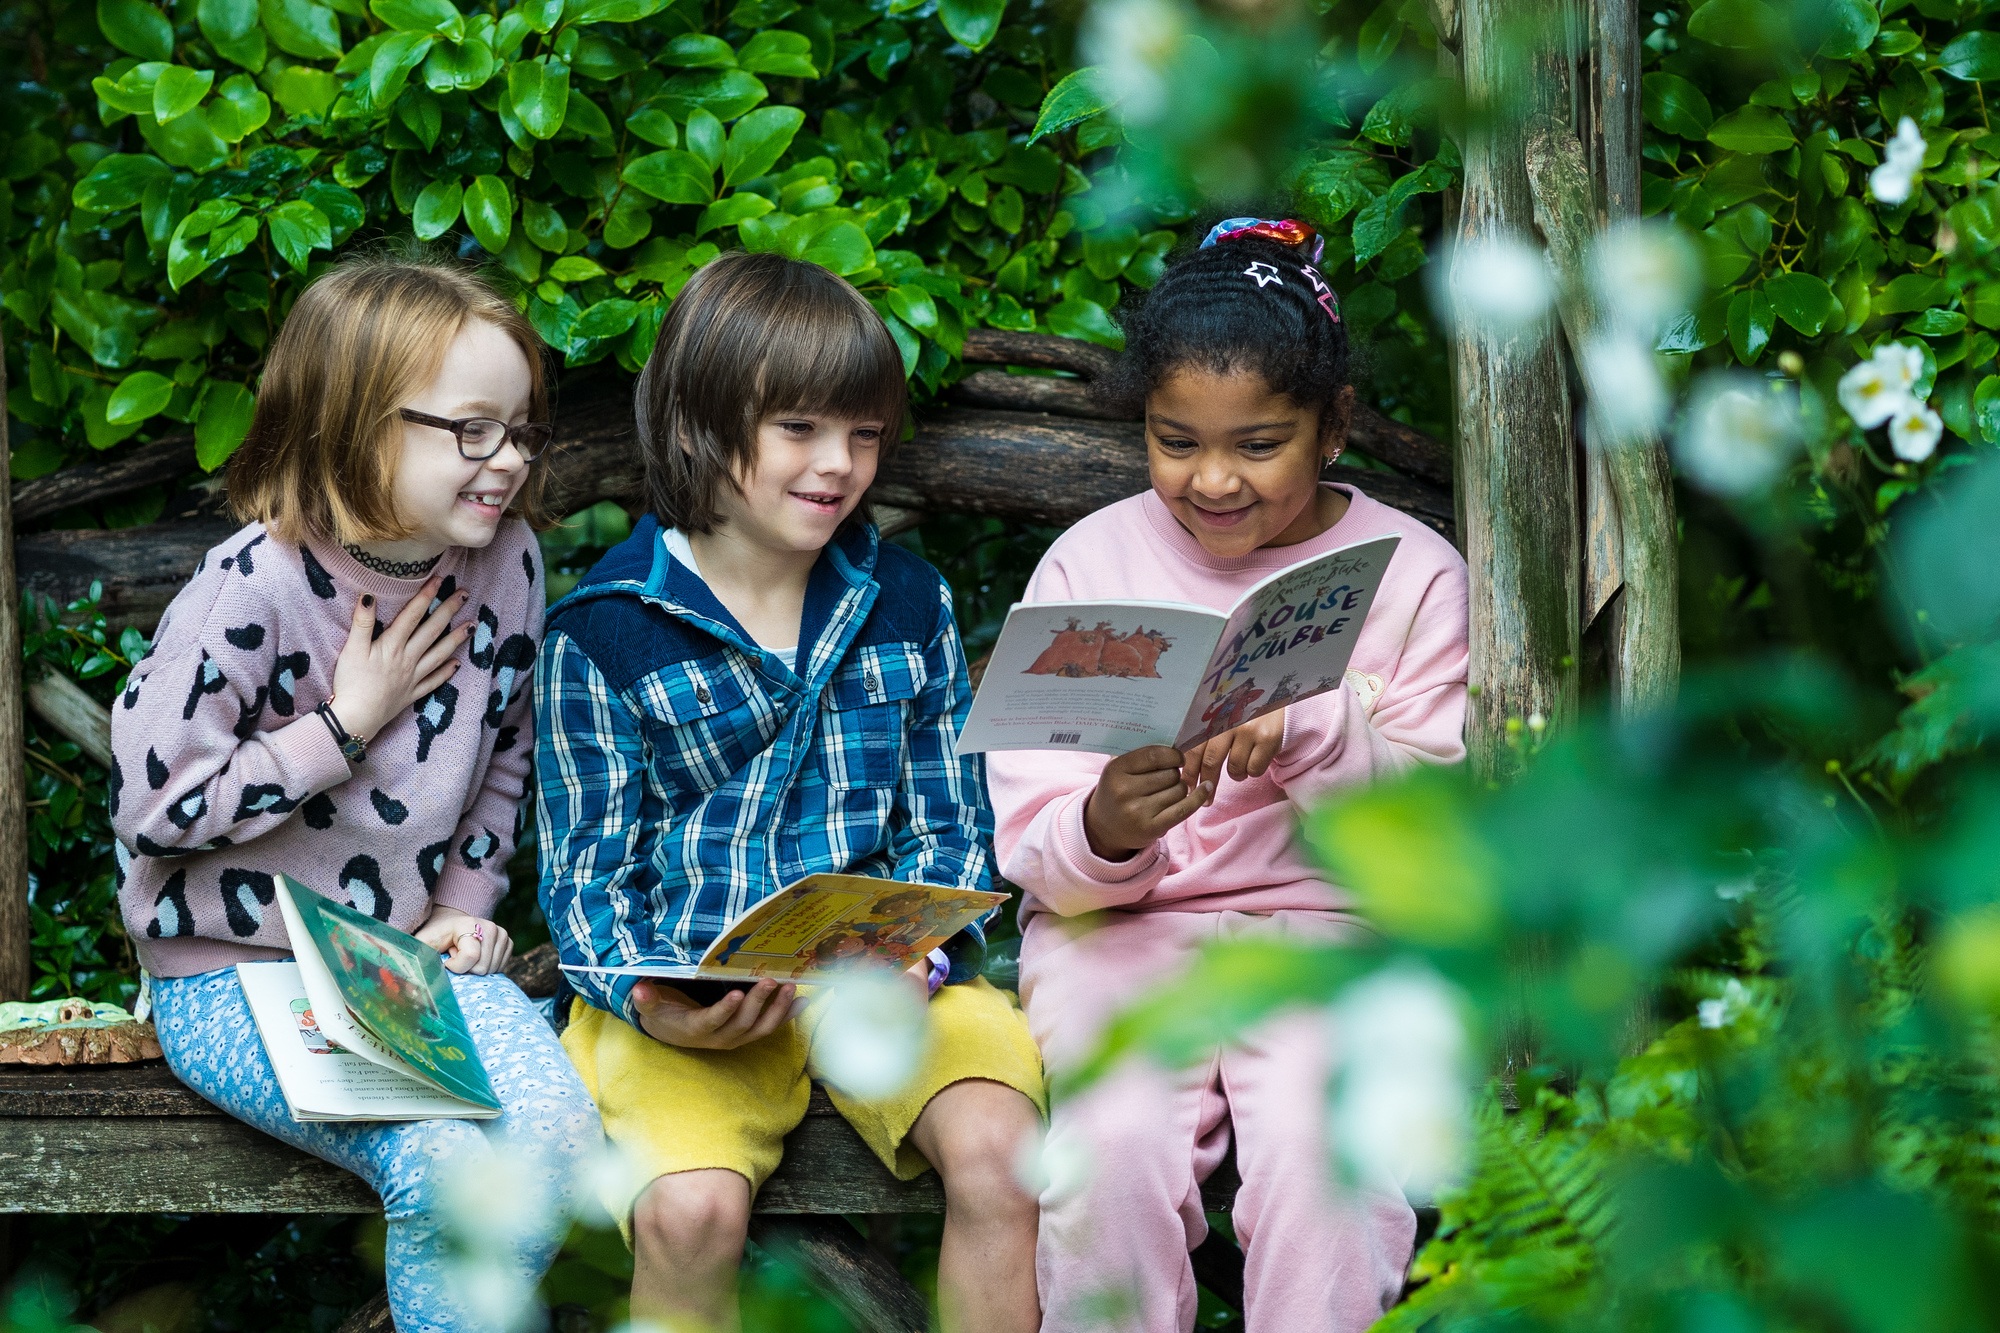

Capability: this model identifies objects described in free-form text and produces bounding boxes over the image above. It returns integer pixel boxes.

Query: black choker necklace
[342,543,443,578]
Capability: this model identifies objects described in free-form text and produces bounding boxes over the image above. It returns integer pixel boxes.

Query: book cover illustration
[1024,620,1176,680]
[279,874,500,1112]
[559,874,1007,983]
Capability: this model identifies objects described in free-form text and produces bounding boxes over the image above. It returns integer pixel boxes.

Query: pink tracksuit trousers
[988,486,1471,1332]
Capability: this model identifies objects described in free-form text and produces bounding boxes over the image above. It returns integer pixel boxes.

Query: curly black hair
[1097,231,1353,426]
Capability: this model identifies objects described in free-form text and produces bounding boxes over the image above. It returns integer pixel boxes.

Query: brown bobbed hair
[636,251,907,533]
[228,251,553,545]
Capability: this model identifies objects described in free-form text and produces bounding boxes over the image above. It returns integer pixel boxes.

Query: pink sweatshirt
[111,521,543,977]
[988,484,1469,925]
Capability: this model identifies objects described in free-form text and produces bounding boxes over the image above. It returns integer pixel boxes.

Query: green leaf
[266,199,332,272]
[1904,308,1967,336]
[1046,295,1122,348]
[1814,0,1876,58]
[800,219,873,275]
[1686,0,1784,49]
[208,73,271,141]
[152,66,214,124]
[1877,273,1951,315]
[1350,161,1448,265]
[396,83,443,149]
[422,36,495,92]
[413,177,464,239]
[685,109,724,171]
[522,197,568,251]
[722,105,804,187]
[660,34,736,67]
[655,69,768,122]
[166,199,243,289]
[197,0,258,43]
[97,0,173,60]
[463,174,513,254]
[1973,375,2000,443]
[196,381,256,470]
[885,283,937,332]
[370,30,434,106]
[518,0,561,32]
[260,0,345,60]
[696,192,775,235]
[626,107,679,148]
[1940,31,2000,82]
[939,0,1004,51]
[622,150,714,205]
[302,181,365,240]
[1765,272,1839,336]
[736,29,816,77]
[1727,287,1775,363]
[1707,106,1796,154]
[567,0,669,19]
[72,154,172,212]
[106,370,174,424]
[1642,72,1712,140]
[370,0,464,39]
[573,298,641,340]
[549,255,606,281]
[1029,66,1115,145]
[508,58,570,139]
[267,65,339,118]
[603,198,652,249]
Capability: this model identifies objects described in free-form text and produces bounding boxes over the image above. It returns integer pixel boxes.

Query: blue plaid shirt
[534,515,994,1027]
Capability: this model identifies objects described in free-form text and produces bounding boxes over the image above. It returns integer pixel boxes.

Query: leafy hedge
[0,0,1186,482]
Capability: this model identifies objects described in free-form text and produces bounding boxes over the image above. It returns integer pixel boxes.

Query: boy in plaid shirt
[537,253,1044,1331]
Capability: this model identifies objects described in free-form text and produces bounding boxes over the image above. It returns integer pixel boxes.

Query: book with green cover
[263,873,501,1118]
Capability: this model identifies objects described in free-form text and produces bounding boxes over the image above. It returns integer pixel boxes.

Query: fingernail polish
[361,595,373,608]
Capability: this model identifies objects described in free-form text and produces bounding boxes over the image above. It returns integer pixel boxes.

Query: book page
[955,601,1228,756]
[560,874,1007,983]
[280,875,501,1112]
[1175,535,1402,748]
[237,962,498,1121]
[276,875,414,1081]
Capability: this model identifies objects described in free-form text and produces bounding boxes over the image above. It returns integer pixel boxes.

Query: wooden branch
[959,328,1116,380]
[1449,0,1581,778]
[502,941,558,998]
[1526,117,1679,715]
[12,437,198,526]
[750,1216,932,1333]
[333,1293,391,1333]
[25,672,112,770]
[15,518,238,633]
[947,368,1126,420]
[1348,404,1453,487]
[0,359,27,1001]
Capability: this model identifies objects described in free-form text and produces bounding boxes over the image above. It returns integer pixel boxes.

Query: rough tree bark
[0,357,30,1000]
[1435,0,1582,777]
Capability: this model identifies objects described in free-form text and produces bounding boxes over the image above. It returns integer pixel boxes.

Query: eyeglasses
[399,409,553,462]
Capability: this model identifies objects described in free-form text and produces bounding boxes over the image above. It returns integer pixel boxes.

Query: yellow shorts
[562,977,1047,1225]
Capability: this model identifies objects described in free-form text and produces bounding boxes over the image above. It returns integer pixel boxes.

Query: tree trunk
[0,357,30,1000]
[1439,0,1582,778]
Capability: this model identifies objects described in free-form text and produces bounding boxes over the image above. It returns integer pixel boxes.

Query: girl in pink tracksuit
[987,218,1470,1333]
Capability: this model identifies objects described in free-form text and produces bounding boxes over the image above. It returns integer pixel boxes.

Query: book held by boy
[236,874,502,1122]
[557,874,1006,982]
[954,533,1401,756]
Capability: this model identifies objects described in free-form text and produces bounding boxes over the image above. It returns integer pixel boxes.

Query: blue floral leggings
[153,967,603,1333]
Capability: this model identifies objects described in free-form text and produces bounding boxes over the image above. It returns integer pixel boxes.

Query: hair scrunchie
[1198,216,1341,327]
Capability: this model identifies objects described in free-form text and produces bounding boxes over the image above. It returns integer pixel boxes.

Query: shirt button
[695,684,712,705]
[863,671,880,692]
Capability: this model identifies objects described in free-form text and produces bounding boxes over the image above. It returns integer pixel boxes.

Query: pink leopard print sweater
[111,520,542,978]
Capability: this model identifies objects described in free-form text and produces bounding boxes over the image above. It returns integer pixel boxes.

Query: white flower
[1329,964,1469,1201]
[1674,371,1803,496]
[812,970,928,1101]
[1837,341,1925,428]
[1871,116,1927,205]
[1715,877,1756,902]
[1581,332,1671,446]
[1889,397,1943,461]
[1437,231,1553,335]
[1081,0,1185,125]
[1587,220,1698,337]
[1698,977,1753,1030]
[437,1157,557,1333]
[1011,1123,1095,1202]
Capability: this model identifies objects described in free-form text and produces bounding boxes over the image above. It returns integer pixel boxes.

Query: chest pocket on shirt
[816,645,927,788]
[642,657,777,801]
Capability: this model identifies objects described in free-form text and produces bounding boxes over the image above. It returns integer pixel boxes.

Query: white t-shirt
[665,528,797,668]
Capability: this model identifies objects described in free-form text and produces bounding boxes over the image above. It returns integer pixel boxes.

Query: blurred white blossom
[1329,964,1469,1200]
[1871,116,1927,205]
[1080,0,1185,125]
[1438,232,1554,335]
[1581,332,1671,445]
[1011,1122,1095,1203]
[1837,341,1925,428]
[438,1153,558,1333]
[812,970,928,1100]
[1587,221,1699,338]
[1698,978,1753,1030]
[1674,372,1802,496]
[1889,398,1944,462]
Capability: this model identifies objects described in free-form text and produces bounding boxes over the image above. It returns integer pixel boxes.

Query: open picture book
[558,873,1006,983]
[236,874,501,1122]
[955,533,1401,756]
